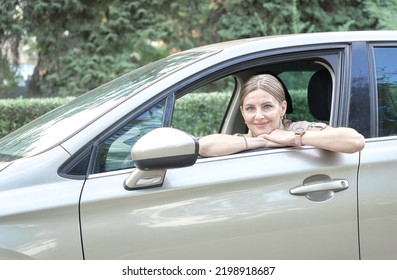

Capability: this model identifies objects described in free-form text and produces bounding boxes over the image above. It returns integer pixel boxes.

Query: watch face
[295,127,305,134]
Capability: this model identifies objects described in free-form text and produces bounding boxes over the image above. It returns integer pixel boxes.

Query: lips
[253,122,268,129]
[251,122,273,135]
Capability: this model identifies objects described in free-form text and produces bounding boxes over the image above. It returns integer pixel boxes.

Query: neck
[279,119,285,130]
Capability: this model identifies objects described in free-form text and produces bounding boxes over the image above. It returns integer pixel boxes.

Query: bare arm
[199,127,365,157]
[198,134,283,157]
[260,126,365,154]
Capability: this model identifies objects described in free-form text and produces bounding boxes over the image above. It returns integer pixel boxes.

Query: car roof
[183,30,397,54]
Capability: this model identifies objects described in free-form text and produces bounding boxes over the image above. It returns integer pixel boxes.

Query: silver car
[1,31,396,260]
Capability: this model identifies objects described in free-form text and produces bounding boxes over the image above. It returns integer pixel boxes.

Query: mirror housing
[132,127,199,170]
[124,127,199,190]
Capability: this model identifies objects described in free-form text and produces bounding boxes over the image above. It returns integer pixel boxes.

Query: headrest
[266,74,293,114]
[308,70,332,121]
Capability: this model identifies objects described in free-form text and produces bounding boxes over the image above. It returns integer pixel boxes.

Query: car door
[356,45,397,259]
[79,47,361,260]
[81,148,360,260]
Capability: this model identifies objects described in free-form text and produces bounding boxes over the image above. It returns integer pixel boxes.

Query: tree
[24,0,144,96]
[0,0,24,98]
[0,0,394,98]
[364,0,397,29]
[214,0,377,40]
[22,0,216,97]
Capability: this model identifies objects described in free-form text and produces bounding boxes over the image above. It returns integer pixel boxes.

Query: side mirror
[124,127,199,190]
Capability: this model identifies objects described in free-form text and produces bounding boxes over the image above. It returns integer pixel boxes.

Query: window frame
[61,44,349,178]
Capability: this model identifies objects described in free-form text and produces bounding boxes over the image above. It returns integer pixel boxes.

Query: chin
[252,129,271,136]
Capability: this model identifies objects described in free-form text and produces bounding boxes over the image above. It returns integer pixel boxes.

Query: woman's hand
[258,129,296,147]
[260,127,365,153]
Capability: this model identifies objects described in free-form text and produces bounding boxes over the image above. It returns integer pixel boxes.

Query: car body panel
[80,147,359,259]
[0,147,83,259]
[358,137,397,259]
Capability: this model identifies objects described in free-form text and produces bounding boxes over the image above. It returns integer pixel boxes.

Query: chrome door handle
[290,179,349,196]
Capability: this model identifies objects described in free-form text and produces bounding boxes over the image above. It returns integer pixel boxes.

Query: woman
[199,74,365,157]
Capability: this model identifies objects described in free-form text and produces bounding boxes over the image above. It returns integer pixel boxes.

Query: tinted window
[374,47,397,136]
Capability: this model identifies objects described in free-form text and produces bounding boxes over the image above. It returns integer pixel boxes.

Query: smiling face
[240,89,287,136]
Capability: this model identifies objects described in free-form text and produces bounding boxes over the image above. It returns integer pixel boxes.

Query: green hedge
[0,90,314,139]
[172,92,232,136]
[288,89,318,123]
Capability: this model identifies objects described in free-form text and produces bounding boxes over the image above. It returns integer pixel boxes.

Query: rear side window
[374,47,397,136]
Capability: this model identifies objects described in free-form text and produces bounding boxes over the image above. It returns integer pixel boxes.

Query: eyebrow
[244,101,274,107]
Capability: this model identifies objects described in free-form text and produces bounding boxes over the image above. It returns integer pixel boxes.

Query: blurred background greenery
[0,0,396,136]
[2,0,397,99]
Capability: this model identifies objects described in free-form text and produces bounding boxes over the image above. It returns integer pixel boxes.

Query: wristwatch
[294,127,306,146]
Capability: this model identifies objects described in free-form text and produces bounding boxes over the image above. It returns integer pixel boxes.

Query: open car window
[89,50,341,173]
[172,76,236,137]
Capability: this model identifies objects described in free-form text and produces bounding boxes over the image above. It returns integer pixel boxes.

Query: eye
[245,106,255,113]
[263,104,273,111]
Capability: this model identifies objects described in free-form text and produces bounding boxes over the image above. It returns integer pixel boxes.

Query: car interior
[218,61,333,136]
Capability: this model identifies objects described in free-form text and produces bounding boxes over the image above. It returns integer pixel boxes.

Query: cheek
[242,111,254,124]
[266,105,283,120]
[268,110,281,120]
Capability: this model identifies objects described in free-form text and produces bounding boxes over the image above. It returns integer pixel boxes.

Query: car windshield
[0,50,217,162]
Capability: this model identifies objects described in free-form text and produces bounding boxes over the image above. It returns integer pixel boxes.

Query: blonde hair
[239,74,285,106]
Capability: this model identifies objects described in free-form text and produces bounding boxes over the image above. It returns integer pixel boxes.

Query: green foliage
[0,0,396,99]
[364,0,397,29]
[23,0,139,96]
[288,89,319,123]
[173,92,231,136]
[0,0,23,98]
[0,57,19,98]
[18,0,220,97]
[217,0,307,39]
[215,0,377,40]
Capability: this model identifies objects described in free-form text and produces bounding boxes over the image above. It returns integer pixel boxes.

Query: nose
[255,109,265,120]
